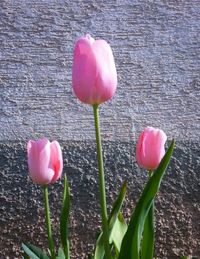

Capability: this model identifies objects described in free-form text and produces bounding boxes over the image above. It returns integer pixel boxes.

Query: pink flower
[27,138,63,184]
[72,34,117,105]
[136,127,167,170]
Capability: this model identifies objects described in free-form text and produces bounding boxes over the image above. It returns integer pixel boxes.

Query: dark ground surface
[0,140,199,258]
[1,0,200,142]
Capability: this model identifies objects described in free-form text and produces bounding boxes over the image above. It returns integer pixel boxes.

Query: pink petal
[28,138,54,184]
[72,36,97,104]
[72,35,117,105]
[136,127,167,170]
[49,141,63,183]
[136,130,146,167]
[92,40,117,104]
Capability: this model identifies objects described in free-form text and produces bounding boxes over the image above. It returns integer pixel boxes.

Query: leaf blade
[94,233,104,259]
[22,243,49,259]
[108,181,127,230]
[94,181,127,259]
[141,200,155,259]
[119,140,175,259]
[56,247,65,259]
[60,175,70,259]
[110,212,127,253]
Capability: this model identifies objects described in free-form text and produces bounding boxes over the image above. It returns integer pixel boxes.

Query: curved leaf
[94,232,104,259]
[94,182,127,259]
[22,243,49,259]
[118,140,175,259]
[56,247,65,259]
[108,181,126,230]
[110,213,127,253]
[141,200,155,259]
[60,175,70,259]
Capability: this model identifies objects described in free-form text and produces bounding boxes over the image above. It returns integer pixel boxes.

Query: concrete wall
[0,0,199,258]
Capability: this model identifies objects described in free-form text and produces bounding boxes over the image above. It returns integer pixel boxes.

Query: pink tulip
[72,34,117,105]
[27,138,63,184]
[136,127,167,170]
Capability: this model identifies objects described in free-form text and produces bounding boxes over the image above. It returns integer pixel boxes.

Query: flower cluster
[23,35,175,259]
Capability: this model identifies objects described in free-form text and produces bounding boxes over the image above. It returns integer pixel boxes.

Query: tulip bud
[136,127,167,170]
[72,35,117,105]
[27,138,63,184]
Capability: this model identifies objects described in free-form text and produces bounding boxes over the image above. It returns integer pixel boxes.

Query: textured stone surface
[1,0,200,142]
[0,0,200,258]
[0,141,200,258]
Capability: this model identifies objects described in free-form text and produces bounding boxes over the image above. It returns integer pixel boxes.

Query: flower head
[27,138,63,184]
[136,127,167,170]
[72,35,117,105]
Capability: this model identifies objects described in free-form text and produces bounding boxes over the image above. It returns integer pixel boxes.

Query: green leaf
[22,243,49,259]
[94,182,127,259]
[94,232,104,259]
[108,181,127,230]
[60,175,70,259]
[22,253,30,259]
[110,213,127,253]
[56,247,65,259]
[141,200,155,259]
[118,140,175,259]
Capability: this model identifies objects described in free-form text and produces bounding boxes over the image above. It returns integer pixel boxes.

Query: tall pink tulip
[72,34,117,105]
[136,127,167,170]
[27,138,63,184]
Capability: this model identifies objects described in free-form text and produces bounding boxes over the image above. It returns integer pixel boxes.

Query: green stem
[43,185,56,259]
[93,104,112,259]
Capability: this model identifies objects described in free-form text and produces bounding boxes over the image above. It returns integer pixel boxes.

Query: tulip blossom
[27,138,63,184]
[72,34,117,105]
[136,127,167,170]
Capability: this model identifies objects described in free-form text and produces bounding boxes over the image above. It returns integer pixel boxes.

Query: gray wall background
[0,0,200,258]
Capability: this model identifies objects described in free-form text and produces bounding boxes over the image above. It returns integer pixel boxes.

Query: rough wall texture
[0,0,200,258]
[1,0,200,141]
